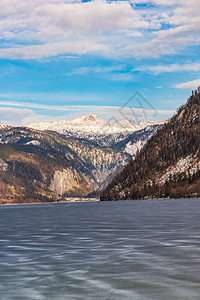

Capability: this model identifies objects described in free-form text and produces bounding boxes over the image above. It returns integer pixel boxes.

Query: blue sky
[0,0,200,125]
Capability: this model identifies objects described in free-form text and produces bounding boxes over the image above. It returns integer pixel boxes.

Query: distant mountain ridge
[101,89,200,201]
[0,115,166,204]
[26,115,167,156]
[26,114,167,135]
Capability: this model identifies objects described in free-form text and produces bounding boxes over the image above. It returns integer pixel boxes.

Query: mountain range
[27,114,165,134]
[101,89,200,201]
[0,116,165,204]
[27,115,166,155]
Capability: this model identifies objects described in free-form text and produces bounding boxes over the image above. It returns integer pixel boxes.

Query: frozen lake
[0,199,200,299]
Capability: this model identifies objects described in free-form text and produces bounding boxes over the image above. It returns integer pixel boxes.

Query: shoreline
[1,197,200,207]
[0,197,100,206]
[100,196,200,202]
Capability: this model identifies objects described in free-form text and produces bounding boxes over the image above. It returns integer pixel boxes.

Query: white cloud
[174,79,200,89]
[125,0,200,58]
[0,107,34,125]
[0,41,108,59]
[0,0,163,59]
[135,63,200,74]
[36,1,149,36]
[125,26,200,58]
[0,1,149,41]
[0,0,199,59]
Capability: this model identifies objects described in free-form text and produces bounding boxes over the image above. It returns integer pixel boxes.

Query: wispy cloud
[66,64,125,76]
[0,101,174,126]
[0,100,173,114]
[65,64,134,81]
[135,63,200,74]
[174,78,200,89]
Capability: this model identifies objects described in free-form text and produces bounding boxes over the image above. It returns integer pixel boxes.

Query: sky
[0,0,200,125]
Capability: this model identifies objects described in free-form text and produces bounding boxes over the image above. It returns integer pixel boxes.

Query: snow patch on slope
[158,156,200,185]
[125,140,145,156]
[0,159,8,171]
[26,140,41,146]
[0,122,9,129]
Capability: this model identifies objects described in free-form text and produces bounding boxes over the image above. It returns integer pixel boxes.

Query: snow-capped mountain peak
[26,115,167,136]
[71,114,108,126]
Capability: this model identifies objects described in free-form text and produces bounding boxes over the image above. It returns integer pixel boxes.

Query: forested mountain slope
[101,89,200,200]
